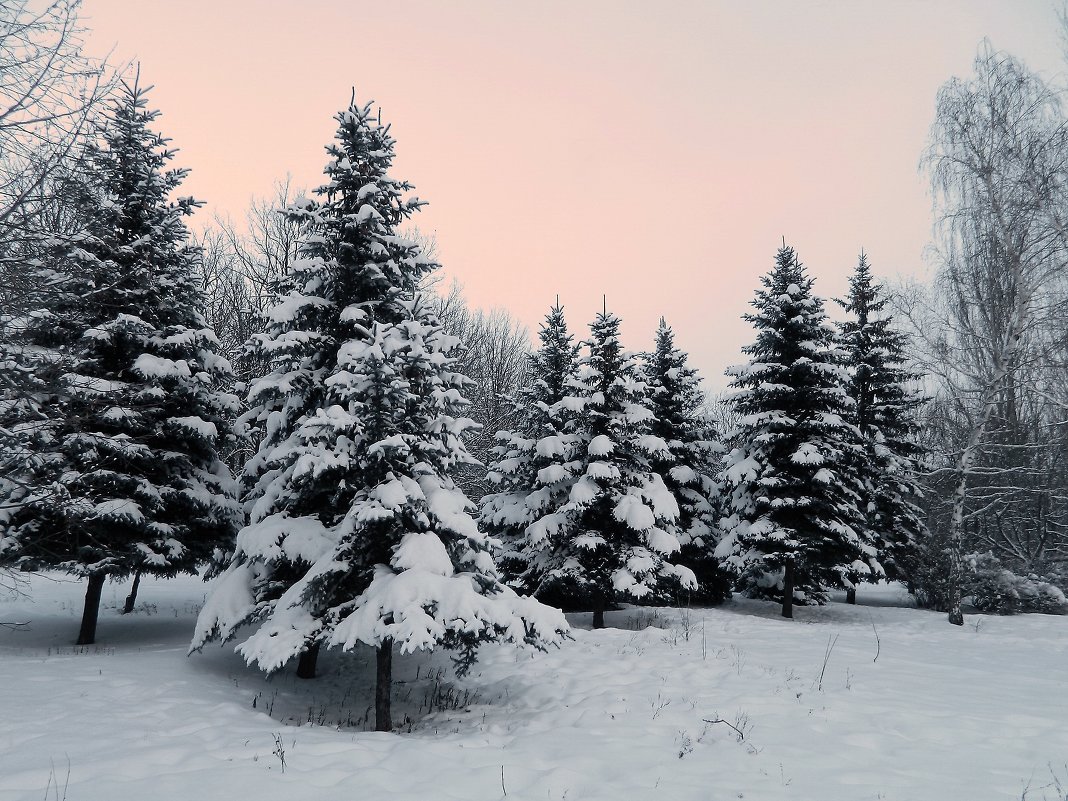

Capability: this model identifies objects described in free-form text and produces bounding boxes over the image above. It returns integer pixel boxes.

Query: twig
[703,717,746,741]
[271,732,286,773]
[42,755,70,801]
[869,616,881,663]
[501,764,507,796]
[818,633,839,691]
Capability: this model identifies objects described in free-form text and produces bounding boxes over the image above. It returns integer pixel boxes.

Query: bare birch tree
[921,42,1068,624]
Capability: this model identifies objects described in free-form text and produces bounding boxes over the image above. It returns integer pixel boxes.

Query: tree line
[2,2,1068,733]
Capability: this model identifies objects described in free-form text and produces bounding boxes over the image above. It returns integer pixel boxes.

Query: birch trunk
[945,280,1032,626]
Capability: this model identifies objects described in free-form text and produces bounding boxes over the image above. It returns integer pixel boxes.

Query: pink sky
[82,1,1063,391]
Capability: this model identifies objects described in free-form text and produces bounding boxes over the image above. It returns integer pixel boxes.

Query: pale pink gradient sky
[82,1,1063,391]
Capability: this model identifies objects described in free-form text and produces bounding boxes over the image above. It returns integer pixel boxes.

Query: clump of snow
[132,353,191,379]
[392,531,455,577]
[92,499,145,524]
[588,434,614,456]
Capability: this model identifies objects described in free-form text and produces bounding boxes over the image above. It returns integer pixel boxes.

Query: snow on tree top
[624,403,655,424]
[669,465,698,484]
[636,434,670,456]
[420,475,480,539]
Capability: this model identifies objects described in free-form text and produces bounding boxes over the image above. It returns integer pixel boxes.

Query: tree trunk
[846,587,857,605]
[781,560,794,619]
[296,641,320,679]
[592,605,605,630]
[122,568,142,614]
[77,573,105,645]
[943,258,1034,626]
[946,377,1011,627]
[375,638,393,733]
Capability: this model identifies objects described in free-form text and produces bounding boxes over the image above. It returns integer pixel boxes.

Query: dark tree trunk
[781,561,794,620]
[592,607,605,629]
[846,587,857,605]
[122,568,142,614]
[296,641,320,679]
[375,638,393,732]
[77,573,105,645]
[948,602,964,626]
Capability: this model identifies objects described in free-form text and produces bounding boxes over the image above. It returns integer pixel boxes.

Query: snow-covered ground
[1,573,1066,801]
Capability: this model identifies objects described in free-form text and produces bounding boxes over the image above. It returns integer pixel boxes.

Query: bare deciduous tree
[194,178,304,384]
[431,279,531,500]
[0,0,114,244]
[918,42,1068,624]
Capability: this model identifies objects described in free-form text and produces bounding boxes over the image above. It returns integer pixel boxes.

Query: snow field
[2,574,1066,801]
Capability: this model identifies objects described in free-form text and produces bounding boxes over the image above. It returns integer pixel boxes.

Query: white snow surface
[3,574,1068,801]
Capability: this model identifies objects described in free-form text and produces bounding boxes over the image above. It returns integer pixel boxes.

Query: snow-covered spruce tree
[718,245,875,618]
[522,309,692,628]
[0,77,241,643]
[190,97,568,732]
[836,253,926,601]
[481,300,581,591]
[642,317,730,604]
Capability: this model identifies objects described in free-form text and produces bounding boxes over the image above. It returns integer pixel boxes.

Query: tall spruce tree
[191,97,567,732]
[481,300,581,590]
[0,77,241,643]
[719,245,875,618]
[519,309,693,628]
[643,318,730,604]
[836,253,926,595]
